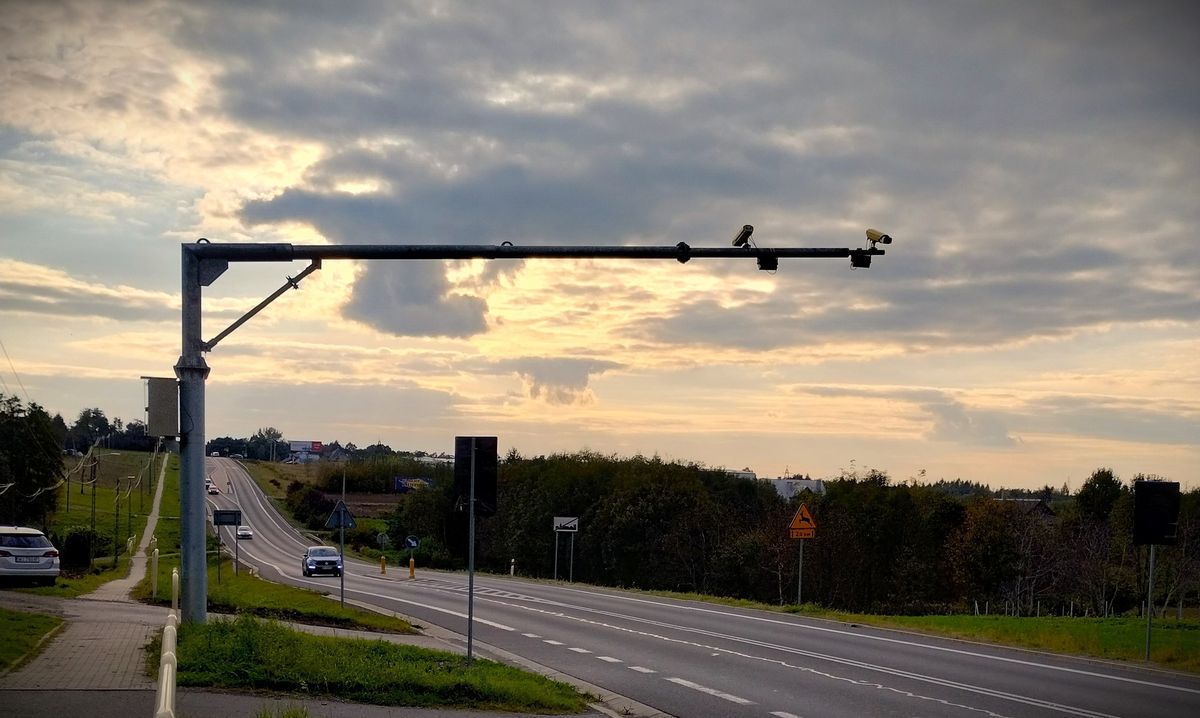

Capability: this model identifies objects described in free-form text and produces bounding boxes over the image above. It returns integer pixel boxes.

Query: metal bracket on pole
[202,260,322,352]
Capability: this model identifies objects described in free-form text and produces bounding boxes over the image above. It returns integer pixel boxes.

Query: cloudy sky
[1,1,1197,490]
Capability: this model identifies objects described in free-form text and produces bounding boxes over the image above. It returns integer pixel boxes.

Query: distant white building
[416,455,454,467]
[765,478,826,499]
[726,469,757,481]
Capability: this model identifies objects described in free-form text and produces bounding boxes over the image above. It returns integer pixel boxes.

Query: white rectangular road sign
[554,516,579,532]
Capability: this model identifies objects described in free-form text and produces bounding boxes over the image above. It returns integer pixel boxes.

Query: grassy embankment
[240,459,391,552]
[0,607,63,672]
[165,614,588,713]
[643,590,1200,673]
[14,450,166,597]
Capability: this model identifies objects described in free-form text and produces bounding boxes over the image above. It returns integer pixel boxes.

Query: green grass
[634,588,1200,672]
[0,607,63,672]
[853,613,1200,672]
[173,615,588,713]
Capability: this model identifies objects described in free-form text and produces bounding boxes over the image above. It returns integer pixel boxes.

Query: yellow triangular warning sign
[789,503,816,539]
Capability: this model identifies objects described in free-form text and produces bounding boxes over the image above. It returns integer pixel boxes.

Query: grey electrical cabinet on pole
[143,376,179,437]
[172,233,891,623]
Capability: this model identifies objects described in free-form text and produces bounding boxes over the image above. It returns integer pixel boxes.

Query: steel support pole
[467,439,476,663]
[1145,544,1156,661]
[176,247,211,623]
[797,539,805,605]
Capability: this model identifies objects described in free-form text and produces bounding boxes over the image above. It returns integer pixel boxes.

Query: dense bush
[285,482,335,531]
[59,525,97,568]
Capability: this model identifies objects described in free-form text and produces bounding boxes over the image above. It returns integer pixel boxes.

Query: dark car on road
[302,546,343,577]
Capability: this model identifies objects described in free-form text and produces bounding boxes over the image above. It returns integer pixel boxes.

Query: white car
[0,526,60,586]
[236,525,253,540]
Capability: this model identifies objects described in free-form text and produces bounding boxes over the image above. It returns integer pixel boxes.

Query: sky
[0,1,1197,490]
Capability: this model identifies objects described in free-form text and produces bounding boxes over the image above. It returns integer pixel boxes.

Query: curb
[0,614,67,680]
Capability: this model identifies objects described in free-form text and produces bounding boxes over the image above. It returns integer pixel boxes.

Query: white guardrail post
[155,611,180,718]
[151,549,160,597]
[171,567,179,611]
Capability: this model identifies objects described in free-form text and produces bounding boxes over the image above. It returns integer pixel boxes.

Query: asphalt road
[205,457,1200,718]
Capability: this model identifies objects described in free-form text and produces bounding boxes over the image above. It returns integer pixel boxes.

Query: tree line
[4,393,1194,616]
[373,451,1197,617]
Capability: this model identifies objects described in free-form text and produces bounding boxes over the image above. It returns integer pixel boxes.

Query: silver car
[0,526,60,586]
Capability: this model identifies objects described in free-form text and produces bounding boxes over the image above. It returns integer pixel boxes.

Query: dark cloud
[342,263,487,337]
[796,383,1200,448]
[493,356,622,404]
[0,280,175,322]
[1019,394,1200,447]
[169,1,1200,346]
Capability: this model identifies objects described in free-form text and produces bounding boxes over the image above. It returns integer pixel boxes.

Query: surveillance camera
[732,225,754,248]
[865,228,892,245]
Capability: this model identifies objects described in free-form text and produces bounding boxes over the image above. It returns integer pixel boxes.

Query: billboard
[289,440,323,453]
[393,476,432,493]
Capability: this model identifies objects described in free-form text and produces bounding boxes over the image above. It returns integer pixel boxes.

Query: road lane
[201,458,1200,718]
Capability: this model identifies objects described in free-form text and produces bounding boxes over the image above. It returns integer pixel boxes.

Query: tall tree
[1075,468,1123,525]
[68,407,111,448]
[0,395,63,527]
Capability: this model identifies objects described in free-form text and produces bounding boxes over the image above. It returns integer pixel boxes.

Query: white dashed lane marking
[629,666,656,673]
[543,640,564,645]
[522,633,541,638]
[568,647,592,653]
[666,677,755,705]
[597,656,622,663]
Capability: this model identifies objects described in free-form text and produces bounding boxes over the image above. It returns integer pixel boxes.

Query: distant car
[235,526,253,540]
[210,451,220,457]
[302,546,343,577]
[230,453,243,459]
[207,485,219,495]
[0,526,60,586]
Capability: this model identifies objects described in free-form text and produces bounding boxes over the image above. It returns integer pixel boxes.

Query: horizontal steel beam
[184,241,883,262]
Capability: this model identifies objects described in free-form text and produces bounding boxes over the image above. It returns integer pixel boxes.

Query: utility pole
[174,233,891,624]
[89,459,97,568]
[113,477,120,569]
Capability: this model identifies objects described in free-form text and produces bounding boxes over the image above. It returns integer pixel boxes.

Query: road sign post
[455,436,498,665]
[405,535,419,578]
[213,510,241,581]
[1134,480,1180,661]
[788,504,817,604]
[325,500,356,608]
[553,517,578,582]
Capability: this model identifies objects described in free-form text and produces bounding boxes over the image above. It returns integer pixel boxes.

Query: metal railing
[154,567,180,718]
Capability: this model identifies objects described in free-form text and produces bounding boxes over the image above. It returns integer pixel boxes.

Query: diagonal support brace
[202,260,322,352]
